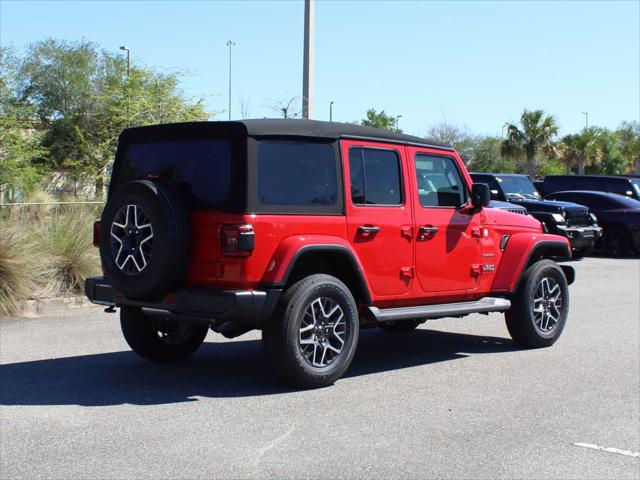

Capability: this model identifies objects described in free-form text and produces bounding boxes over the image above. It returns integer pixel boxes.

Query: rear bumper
[84,276,281,326]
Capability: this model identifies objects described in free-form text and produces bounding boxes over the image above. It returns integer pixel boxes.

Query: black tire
[120,307,208,362]
[571,245,593,259]
[263,274,359,388]
[99,180,191,300]
[603,226,632,257]
[505,259,569,348]
[380,319,422,333]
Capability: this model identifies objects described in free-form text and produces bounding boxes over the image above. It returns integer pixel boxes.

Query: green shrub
[0,226,34,316]
[30,210,100,295]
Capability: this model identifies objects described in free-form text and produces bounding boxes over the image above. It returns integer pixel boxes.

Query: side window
[257,140,337,206]
[415,154,466,207]
[349,147,402,205]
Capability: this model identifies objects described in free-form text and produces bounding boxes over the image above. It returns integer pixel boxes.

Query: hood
[507,197,588,213]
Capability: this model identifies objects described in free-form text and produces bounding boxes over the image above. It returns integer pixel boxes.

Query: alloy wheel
[110,204,154,275]
[298,297,347,368]
[532,276,563,334]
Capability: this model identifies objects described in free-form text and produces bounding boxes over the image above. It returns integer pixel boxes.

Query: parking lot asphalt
[1,256,639,479]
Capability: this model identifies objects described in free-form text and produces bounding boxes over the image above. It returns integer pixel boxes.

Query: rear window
[257,140,337,206]
[118,139,232,208]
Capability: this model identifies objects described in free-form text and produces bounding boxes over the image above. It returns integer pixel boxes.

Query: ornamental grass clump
[0,227,34,316]
[31,210,100,295]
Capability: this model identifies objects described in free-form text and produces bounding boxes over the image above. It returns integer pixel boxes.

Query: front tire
[603,226,631,257]
[263,274,359,388]
[505,260,569,348]
[120,307,209,362]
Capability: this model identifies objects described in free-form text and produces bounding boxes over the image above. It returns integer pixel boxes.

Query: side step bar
[368,297,511,322]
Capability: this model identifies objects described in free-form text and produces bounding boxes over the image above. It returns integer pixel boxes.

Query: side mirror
[471,183,491,208]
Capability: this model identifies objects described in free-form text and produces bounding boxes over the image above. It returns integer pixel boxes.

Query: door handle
[357,225,381,234]
[418,226,439,239]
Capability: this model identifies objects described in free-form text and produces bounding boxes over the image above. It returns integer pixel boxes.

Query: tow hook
[104,306,116,313]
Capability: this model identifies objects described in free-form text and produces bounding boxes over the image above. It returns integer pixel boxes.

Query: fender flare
[261,236,373,305]
[492,234,572,294]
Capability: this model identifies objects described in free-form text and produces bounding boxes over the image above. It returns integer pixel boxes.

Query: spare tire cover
[99,180,191,300]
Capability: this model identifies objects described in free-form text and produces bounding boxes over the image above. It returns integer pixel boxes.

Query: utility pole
[329,101,334,122]
[227,41,235,121]
[302,0,314,119]
[582,111,589,130]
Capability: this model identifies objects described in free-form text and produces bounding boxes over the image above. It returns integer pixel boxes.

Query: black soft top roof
[121,119,452,151]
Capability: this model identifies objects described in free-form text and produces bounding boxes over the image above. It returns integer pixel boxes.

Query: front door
[342,140,414,297]
[408,148,482,295]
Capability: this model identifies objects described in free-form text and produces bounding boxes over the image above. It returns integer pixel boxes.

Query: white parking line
[573,442,640,458]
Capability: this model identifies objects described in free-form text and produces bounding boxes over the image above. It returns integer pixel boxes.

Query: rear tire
[120,307,208,362]
[505,260,569,348]
[263,274,359,388]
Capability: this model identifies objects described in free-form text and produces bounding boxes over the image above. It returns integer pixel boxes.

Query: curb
[16,296,102,318]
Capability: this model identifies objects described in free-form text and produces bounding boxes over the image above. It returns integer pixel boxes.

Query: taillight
[93,221,100,247]
[221,224,254,256]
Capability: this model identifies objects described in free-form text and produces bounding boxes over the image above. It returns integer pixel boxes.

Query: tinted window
[120,139,231,208]
[497,175,540,198]
[349,148,402,205]
[471,174,501,199]
[257,140,337,206]
[415,155,466,207]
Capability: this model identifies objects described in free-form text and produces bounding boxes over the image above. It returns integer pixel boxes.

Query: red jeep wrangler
[85,120,575,388]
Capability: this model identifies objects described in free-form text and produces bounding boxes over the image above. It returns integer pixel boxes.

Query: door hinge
[472,227,482,238]
[400,266,414,278]
[471,264,483,276]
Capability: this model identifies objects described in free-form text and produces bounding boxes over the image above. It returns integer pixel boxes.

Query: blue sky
[1,0,638,137]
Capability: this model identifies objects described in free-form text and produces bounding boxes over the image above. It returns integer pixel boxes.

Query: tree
[360,108,401,132]
[616,121,640,173]
[501,110,559,177]
[427,121,475,164]
[467,136,517,173]
[0,47,46,200]
[11,38,208,195]
[557,128,626,175]
[270,96,300,119]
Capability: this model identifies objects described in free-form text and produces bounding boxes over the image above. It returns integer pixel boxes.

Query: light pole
[396,115,403,131]
[119,46,130,127]
[227,40,235,121]
[329,101,334,122]
[582,111,589,130]
[119,46,130,79]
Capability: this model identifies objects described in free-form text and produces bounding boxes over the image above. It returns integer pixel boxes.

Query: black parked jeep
[471,173,602,256]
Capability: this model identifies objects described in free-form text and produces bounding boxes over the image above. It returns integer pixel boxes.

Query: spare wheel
[99,180,191,300]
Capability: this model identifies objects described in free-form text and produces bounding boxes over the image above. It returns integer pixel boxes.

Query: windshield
[497,176,540,198]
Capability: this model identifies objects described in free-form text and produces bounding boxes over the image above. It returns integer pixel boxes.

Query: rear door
[342,140,414,296]
[408,147,483,295]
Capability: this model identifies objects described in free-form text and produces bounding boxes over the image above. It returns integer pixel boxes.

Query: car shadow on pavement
[0,328,519,406]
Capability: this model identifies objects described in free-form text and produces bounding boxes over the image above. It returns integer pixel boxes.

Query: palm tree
[558,128,604,174]
[501,110,559,177]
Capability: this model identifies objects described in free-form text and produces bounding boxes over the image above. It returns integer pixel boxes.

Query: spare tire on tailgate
[99,180,191,300]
